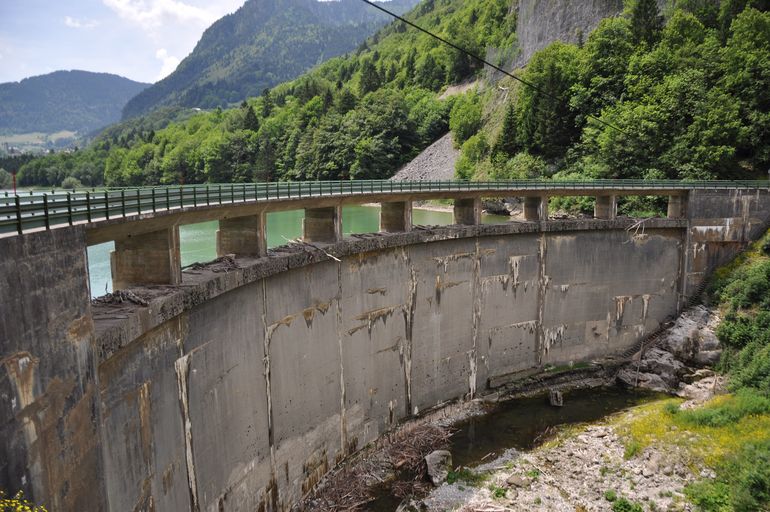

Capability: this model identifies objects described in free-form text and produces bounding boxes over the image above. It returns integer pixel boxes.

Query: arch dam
[1,180,769,511]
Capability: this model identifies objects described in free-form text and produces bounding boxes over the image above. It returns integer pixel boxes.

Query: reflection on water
[87,205,510,297]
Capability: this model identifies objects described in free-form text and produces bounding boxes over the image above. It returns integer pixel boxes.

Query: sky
[0,0,247,85]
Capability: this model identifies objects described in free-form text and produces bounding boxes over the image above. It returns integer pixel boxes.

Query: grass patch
[611,497,644,512]
[488,485,507,499]
[446,467,487,486]
[671,388,770,427]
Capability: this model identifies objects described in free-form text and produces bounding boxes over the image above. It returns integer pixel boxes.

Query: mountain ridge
[0,70,149,136]
[121,0,419,119]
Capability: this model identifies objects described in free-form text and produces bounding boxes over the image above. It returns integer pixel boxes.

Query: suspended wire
[357,0,628,135]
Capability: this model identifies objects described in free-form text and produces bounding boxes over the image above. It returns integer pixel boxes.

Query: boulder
[617,368,669,392]
[425,450,453,486]
[694,350,722,367]
[506,475,532,488]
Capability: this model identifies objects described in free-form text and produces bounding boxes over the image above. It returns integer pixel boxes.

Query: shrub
[611,497,644,512]
[61,176,83,190]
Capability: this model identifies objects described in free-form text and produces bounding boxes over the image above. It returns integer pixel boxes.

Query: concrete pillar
[524,196,548,221]
[594,195,617,220]
[453,197,481,225]
[111,227,182,290]
[217,214,266,257]
[303,206,342,243]
[667,195,686,219]
[380,201,412,232]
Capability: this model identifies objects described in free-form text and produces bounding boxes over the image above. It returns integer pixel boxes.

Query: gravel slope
[391,133,458,181]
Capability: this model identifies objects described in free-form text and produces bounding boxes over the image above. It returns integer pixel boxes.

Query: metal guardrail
[1,179,767,235]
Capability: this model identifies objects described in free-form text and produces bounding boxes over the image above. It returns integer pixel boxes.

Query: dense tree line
[470,0,770,187]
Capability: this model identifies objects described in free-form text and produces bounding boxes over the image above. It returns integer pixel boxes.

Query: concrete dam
[1,181,769,511]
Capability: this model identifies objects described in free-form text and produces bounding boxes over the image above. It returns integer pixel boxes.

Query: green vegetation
[604,489,618,502]
[489,484,507,498]
[465,1,770,196]
[0,169,11,189]
[611,497,644,512]
[446,467,487,486]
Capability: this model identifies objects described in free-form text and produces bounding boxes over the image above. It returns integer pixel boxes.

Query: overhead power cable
[357,0,628,135]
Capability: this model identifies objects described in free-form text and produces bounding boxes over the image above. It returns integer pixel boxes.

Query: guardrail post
[121,190,126,217]
[104,191,110,220]
[67,193,73,226]
[86,191,92,222]
[15,196,22,234]
[43,194,50,229]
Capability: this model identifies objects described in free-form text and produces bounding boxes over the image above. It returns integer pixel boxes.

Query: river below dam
[86,204,509,297]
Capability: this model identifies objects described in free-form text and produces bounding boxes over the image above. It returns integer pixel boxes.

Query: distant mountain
[0,70,149,135]
[121,0,418,119]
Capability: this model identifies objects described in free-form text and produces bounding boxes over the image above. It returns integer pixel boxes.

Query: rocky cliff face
[514,0,624,67]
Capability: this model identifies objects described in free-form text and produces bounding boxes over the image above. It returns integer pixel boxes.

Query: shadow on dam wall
[1,189,770,511]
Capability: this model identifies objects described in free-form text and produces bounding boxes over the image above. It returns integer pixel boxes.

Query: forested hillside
[17,0,770,190]
[0,71,148,135]
[457,0,770,188]
[121,0,419,118]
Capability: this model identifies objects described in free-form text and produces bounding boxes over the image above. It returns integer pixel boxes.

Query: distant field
[0,131,78,144]
[0,130,79,153]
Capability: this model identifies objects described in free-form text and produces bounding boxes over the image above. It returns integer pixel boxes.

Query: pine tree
[404,48,417,83]
[243,104,260,131]
[493,102,519,157]
[358,58,380,96]
[631,0,664,47]
[261,88,273,118]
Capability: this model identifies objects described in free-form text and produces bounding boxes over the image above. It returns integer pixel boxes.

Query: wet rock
[425,450,452,486]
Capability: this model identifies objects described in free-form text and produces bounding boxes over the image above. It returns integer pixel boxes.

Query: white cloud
[155,48,180,80]
[64,16,100,29]
[102,0,237,29]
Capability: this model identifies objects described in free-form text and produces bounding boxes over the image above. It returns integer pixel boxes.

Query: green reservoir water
[87,205,509,297]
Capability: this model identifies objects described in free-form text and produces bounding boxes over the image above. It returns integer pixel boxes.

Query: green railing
[1,179,767,235]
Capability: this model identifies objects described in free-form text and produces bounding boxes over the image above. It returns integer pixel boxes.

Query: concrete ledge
[93,218,686,361]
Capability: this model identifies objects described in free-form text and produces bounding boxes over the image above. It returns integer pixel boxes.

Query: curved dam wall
[97,221,685,511]
[1,189,769,511]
